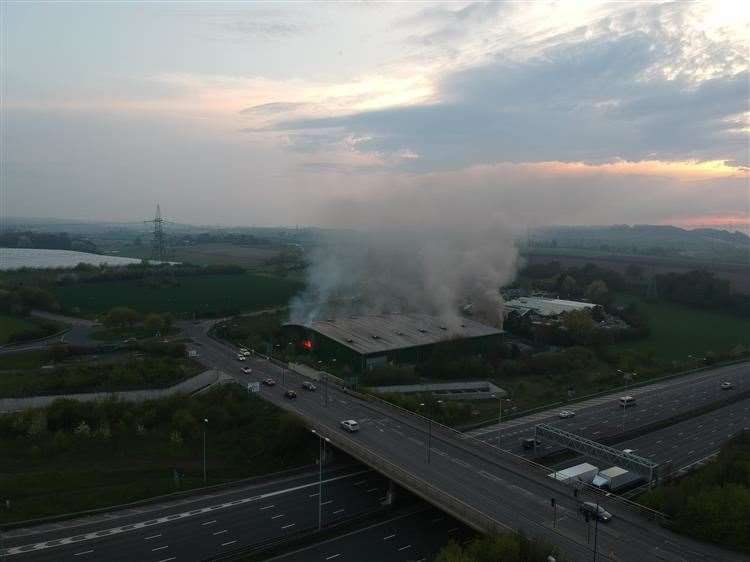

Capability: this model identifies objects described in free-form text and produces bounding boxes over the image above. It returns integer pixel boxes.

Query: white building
[503,297,597,318]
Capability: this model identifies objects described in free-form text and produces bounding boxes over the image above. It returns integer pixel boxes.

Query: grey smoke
[288,225,518,329]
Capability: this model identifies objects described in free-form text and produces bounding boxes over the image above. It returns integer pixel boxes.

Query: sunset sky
[2,1,748,230]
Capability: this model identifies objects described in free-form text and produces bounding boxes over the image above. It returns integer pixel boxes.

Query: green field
[53,273,303,316]
[0,314,38,344]
[613,298,750,361]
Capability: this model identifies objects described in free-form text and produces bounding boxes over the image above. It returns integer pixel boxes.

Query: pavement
[0,311,97,354]
[174,320,749,562]
[2,466,390,561]
[266,506,473,562]
[469,361,749,459]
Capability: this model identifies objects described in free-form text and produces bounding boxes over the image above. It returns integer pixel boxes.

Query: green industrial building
[283,313,503,372]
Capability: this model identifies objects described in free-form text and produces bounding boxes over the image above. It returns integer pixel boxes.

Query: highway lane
[612,397,750,470]
[4,467,391,561]
[182,322,747,562]
[470,361,749,455]
[267,506,474,562]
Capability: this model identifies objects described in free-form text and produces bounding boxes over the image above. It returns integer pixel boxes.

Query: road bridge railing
[337,384,669,524]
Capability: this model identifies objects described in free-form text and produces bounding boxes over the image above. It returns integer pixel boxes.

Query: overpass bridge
[184,321,740,562]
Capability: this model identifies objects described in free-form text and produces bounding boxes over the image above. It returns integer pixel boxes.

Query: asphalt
[470,361,749,459]
[175,320,749,562]
[266,506,474,562]
[3,467,391,561]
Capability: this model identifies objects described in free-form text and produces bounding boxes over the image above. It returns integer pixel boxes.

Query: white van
[619,396,636,407]
[340,420,360,433]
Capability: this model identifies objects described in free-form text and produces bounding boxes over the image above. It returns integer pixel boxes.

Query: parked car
[340,420,360,433]
[558,410,575,419]
[241,367,252,374]
[239,347,249,354]
[302,381,317,391]
[262,378,276,386]
[522,438,541,450]
[284,390,297,400]
[619,396,636,407]
[720,381,734,390]
[579,502,612,522]
[237,354,246,361]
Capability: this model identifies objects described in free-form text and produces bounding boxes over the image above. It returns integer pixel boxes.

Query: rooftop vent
[439,325,448,330]
[346,338,354,343]
[418,328,427,333]
[371,335,380,339]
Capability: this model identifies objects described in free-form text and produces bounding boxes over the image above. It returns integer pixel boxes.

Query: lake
[0,248,151,270]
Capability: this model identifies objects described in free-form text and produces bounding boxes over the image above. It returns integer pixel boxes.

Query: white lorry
[592,466,644,492]
[548,463,598,485]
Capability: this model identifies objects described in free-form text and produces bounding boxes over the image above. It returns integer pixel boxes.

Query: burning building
[283,313,503,372]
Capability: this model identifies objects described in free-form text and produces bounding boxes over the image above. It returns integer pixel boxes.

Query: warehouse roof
[504,297,597,318]
[284,313,503,356]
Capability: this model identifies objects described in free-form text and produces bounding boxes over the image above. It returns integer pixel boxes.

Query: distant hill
[527,225,749,265]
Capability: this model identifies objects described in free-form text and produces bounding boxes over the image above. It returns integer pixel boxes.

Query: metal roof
[284,313,503,356]
[504,297,596,317]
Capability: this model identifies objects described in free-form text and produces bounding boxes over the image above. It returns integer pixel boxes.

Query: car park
[302,381,317,391]
[720,381,734,390]
[340,420,360,433]
[241,367,252,374]
[558,410,575,418]
[284,390,297,399]
[262,378,276,386]
[579,502,612,522]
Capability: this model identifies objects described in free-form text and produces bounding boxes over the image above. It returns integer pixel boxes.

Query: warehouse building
[283,313,503,372]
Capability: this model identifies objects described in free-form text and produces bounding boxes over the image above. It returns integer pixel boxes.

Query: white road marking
[260,505,275,510]
[384,534,396,540]
[144,534,162,540]
[326,555,342,560]
[73,551,94,556]
[222,540,237,546]
[282,523,296,529]
[152,546,169,552]
[213,530,228,536]
[157,558,175,562]
[272,514,285,519]
[321,500,333,505]
[333,509,345,514]
[201,520,217,526]
[398,545,412,551]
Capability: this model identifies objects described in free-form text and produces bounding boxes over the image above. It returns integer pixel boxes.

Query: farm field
[113,242,281,268]
[612,297,750,361]
[0,314,37,344]
[53,273,303,316]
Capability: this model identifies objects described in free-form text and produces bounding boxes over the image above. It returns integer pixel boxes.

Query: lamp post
[419,403,432,464]
[491,394,503,447]
[311,430,330,530]
[202,418,208,483]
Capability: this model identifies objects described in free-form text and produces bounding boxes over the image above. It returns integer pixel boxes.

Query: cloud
[272,7,749,171]
[240,102,309,115]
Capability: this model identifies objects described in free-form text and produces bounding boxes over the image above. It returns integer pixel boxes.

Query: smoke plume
[288,186,520,328]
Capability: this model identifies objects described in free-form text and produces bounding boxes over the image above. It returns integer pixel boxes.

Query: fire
[302,339,313,350]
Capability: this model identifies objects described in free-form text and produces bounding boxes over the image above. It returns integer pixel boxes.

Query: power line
[144,204,169,263]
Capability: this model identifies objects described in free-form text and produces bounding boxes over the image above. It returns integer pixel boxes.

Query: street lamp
[491,394,503,447]
[202,418,208,483]
[419,403,432,464]
[311,430,330,530]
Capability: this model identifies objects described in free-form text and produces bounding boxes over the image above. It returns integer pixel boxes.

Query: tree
[104,306,140,329]
[143,314,164,336]
[559,275,578,298]
[584,279,611,305]
[562,310,595,344]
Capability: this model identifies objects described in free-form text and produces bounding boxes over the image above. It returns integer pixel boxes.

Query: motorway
[3,467,391,561]
[267,506,473,562]
[175,321,747,562]
[470,361,749,461]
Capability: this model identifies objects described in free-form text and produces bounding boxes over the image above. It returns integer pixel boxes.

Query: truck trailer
[548,463,598,484]
[592,466,644,492]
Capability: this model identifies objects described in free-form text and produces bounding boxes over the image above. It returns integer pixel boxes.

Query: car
[262,378,276,386]
[340,420,360,433]
[579,502,612,522]
[239,347,249,354]
[522,438,541,450]
[558,410,575,418]
[284,390,297,399]
[123,337,137,344]
[302,381,317,391]
[241,367,252,374]
[619,396,636,407]
[237,354,246,361]
[622,448,637,454]
[720,381,734,390]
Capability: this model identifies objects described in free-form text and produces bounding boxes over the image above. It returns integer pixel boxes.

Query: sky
[2,1,748,231]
